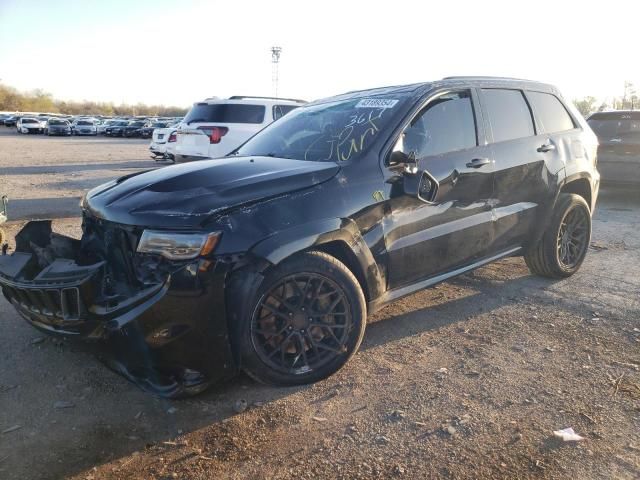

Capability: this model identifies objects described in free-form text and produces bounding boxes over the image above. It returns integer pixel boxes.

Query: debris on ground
[233,399,248,414]
[553,427,585,442]
[1,425,22,434]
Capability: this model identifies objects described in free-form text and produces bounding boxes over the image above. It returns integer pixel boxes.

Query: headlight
[137,230,221,260]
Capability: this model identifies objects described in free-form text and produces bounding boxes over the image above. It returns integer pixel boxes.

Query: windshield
[77,120,93,126]
[152,122,167,127]
[129,121,145,126]
[49,119,67,126]
[235,96,407,162]
[588,113,640,138]
[22,118,38,124]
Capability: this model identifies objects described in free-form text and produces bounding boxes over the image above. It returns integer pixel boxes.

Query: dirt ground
[0,128,638,480]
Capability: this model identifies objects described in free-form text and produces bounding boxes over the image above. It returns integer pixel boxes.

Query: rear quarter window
[273,104,299,121]
[184,103,266,124]
[481,89,535,143]
[527,91,575,133]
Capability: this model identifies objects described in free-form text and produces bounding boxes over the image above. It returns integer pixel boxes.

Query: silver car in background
[72,119,98,136]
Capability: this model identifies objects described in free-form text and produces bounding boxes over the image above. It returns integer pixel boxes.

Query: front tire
[525,193,591,278]
[239,251,367,386]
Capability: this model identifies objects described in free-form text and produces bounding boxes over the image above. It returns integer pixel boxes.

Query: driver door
[382,89,495,289]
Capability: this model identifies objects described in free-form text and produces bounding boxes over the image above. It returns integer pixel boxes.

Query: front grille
[4,285,81,320]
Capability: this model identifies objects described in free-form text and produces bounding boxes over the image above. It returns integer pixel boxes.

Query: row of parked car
[0,113,183,139]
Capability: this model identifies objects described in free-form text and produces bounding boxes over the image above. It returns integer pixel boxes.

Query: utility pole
[271,46,282,98]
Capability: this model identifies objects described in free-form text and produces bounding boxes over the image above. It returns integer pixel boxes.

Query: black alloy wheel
[240,251,366,386]
[251,273,352,375]
[556,205,589,269]
[525,193,592,278]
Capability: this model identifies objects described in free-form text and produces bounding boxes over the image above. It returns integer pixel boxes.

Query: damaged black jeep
[0,77,600,397]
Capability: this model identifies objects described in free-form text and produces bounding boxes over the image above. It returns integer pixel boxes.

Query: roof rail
[442,75,536,82]
[228,95,307,103]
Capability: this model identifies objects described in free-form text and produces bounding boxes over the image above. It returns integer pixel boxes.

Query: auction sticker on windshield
[355,99,399,109]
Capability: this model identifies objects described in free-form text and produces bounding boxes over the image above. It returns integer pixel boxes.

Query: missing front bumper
[0,221,167,338]
[0,220,238,397]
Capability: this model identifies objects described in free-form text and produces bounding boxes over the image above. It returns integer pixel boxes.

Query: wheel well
[560,178,591,210]
[310,241,370,302]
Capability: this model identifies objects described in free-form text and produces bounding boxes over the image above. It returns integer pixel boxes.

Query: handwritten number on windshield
[304,109,384,162]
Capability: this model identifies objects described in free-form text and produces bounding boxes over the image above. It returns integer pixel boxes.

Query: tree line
[0,84,188,117]
[2,81,637,120]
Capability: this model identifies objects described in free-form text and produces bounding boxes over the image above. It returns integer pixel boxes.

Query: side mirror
[403,170,438,203]
[389,149,418,173]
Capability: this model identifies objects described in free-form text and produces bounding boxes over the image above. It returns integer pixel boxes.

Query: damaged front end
[0,218,237,397]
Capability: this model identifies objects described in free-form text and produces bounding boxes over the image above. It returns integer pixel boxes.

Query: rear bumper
[0,221,238,397]
[597,156,640,184]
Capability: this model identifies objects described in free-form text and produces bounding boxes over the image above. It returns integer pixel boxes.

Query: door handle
[537,142,556,153]
[466,157,491,168]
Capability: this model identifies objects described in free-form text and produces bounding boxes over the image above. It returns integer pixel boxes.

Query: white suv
[174,96,305,162]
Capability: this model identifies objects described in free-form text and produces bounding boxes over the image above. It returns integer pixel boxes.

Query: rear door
[479,88,555,252]
[383,89,495,289]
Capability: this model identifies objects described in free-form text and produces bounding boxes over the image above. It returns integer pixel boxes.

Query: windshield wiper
[186,118,206,125]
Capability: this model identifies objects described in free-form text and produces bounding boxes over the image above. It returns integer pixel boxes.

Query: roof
[308,76,559,107]
[199,96,306,105]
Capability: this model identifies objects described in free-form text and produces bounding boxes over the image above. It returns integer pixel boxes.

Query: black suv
[587,110,640,184]
[0,77,600,397]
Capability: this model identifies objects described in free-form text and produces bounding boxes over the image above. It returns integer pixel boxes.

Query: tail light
[168,132,177,142]
[198,126,229,144]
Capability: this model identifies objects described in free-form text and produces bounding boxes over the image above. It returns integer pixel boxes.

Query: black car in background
[3,115,20,127]
[587,110,640,184]
[140,121,168,138]
[122,120,147,138]
[105,120,129,137]
[45,118,72,136]
[0,77,600,397]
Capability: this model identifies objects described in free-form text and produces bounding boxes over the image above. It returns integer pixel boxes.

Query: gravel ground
[0,128,638,479]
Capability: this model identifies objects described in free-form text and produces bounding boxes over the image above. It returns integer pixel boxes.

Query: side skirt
[368,246,522,313]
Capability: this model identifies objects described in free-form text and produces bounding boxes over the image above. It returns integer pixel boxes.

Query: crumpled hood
[83,156,340,228]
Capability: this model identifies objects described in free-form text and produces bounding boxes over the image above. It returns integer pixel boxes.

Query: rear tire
[239,251,367,386]
[525,193,591,278]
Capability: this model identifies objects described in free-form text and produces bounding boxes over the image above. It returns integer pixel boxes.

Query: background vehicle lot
[0,128,157,221]
[0,129,638,479]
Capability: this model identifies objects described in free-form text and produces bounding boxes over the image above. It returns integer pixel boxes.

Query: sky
[0,0,638,107]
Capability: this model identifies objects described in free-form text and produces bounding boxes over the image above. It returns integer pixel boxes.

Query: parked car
[122,120,147,138]
[140,121,168,139]
[44,118,72,136]
[3,115,20,127]
[174,96,304,162]
[587,110,640,184]
[97,119,117,135]
[105,120,129,137]
[149,122,180,160]
[16,117,45,134]
[0,77,599,398]
[71,119,98,136]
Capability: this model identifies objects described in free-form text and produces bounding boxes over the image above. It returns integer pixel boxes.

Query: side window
[527,91,575,133]
[481,89,535,143]
[394,90,477,159]
[273,104,298,121]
